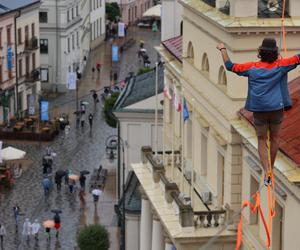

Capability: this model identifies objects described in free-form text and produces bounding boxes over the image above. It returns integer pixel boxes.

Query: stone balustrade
[194,210,226,228]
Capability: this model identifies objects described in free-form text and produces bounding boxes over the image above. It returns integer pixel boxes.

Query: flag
[183,98,189,122]
[163,79,172,99]
[173,82,181,112]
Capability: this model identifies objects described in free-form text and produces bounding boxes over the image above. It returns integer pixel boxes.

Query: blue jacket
[225,55,300,112]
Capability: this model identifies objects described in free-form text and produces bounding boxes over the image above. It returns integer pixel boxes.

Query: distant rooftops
[0,0,40,16]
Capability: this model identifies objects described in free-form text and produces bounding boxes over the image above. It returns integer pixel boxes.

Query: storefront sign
[118,22,125,37]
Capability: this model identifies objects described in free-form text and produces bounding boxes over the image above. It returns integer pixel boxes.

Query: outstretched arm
[217,43,230,63]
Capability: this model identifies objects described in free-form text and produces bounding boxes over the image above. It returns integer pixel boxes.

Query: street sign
[118,22,125,37]
[67,72,77,90]
[41,101,49,121]
[112,45,119,62]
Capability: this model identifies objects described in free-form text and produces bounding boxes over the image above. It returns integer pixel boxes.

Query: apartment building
[39,0,83,92]
[131,0,300,249]
[120,0,152,25]
[0,7,17,123]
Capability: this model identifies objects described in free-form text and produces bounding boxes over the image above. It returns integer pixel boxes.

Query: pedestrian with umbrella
[22,218,31,241]
[43,220,54,240]
[79,174,86,190]
[0,224,6,245]
[92,186,102,207]
[68,174,79,193]
[31,219,41,240]
[88,113,93,130]
[64,169,71,186]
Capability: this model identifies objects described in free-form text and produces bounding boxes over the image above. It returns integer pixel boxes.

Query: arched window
[218,66,227,86]
[202,53,209,72]
[187,42,194,63]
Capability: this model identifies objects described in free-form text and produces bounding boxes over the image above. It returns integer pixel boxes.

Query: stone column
[151,214,164,250]
[140,195,152,250]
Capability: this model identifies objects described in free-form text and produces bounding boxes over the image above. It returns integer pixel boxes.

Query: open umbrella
[80,170,90,175]
[51,209,62,214]
[69,174,79,180]
[1,146,26,162]
[81,101,89,105]
[92,189,102,196]
[55,170,66,177]
[43,220,55,228]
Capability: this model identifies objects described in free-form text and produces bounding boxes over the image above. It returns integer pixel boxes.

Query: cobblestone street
[0,28,160,250]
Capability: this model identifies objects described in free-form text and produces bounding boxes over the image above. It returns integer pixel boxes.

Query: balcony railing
[25,69,40,82]
[25,37,39,51]
[142,146,229,229]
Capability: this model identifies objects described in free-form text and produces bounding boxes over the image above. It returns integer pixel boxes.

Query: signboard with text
[112,45,119,62]
[67,72,77,90]
[41,101,49,121]
[118,22,125,37]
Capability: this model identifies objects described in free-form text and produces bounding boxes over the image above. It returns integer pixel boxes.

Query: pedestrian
[92,187,102,206]
[64,124,71,140]
[80,113,85,128]
[64,169,71,185]
[218,38,300,186]
[0,224,6,245]
[69,179,76,193]
[79,174,86,190]
[13,204,20,226]
[53,213,61,238]
[92,66,95,79]
[55,173,62,191]
[96,63,101,79]
[92,91,99,106]
[22,218,31,241]
[31,219,40,240]
[45,227,51,240]
[42,176,51,197]
[88,113,93,129]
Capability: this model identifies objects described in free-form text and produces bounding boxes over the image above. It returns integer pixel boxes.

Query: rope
[281,0,287,56]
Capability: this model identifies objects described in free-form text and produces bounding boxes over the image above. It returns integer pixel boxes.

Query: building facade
[120,0,152,25]
[0,9,17,123]
[90,0,106,49]
[131,0,300,249]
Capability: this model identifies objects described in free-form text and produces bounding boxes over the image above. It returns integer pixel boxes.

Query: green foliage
[77,224,110,250]
[104,92,120,128]
[137,67,152,76]
[106,2,121,22]
[0,177,12,189]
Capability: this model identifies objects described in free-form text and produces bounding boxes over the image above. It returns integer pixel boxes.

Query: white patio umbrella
[142,4,161,18]
[1,146,26,162]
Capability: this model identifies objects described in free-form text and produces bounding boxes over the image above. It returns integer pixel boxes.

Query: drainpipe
[14,10,21,117]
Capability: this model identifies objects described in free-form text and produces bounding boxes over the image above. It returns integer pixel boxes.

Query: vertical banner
[0,141,2,164]
[28,95,35,115]
[67,72,77,90]
[112,45,119,62]
[41,101,49,121]
[118,22,125,37]
[7,47,13,70]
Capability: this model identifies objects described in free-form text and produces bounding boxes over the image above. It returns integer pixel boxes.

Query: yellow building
[131,0,300,249]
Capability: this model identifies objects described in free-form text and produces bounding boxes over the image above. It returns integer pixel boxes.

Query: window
[180,21,183,36]
[272,201,284,250]
[76,31,79,47]
[32,53,36,70]
[217,152,225,206]
[19,59,23,77]
[67,37,70,52]
[18,28,22,45]
[141,4,143,14]
[25,56,30,76]
[40,39,48,54]
[100,18,102,35]
[71,8,74,19]
[187,42,194,63]
[0,29,2,47]
[218,66,227,86]
[7,26,11,45]
[135,6,137,18]
[67,10,70,22]
[202,53,209,72]
[25,25,29,45]
[76,5,79,16]
[39,12,48,23]
[128,9,131,22]
[201,132,208,176]
[0,65,2,83]
[72,34,75,50]
[31,23,35,37]
[250,175,259,224]
[97,19,99,37]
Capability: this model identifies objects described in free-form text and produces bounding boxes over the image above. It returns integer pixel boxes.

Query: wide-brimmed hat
[259,38,278,51]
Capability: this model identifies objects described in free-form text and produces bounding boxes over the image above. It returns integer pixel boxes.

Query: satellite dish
[267,0,279,12]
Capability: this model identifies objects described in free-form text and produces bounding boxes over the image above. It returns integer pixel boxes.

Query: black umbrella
[51,209,62,214]
[55,170,66,177]
[80,170,90,175]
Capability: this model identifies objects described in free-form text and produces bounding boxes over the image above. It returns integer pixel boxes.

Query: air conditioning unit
[202,191,212,204]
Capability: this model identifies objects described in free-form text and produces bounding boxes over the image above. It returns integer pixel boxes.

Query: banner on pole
[67,72,77,90]
[112,45,119,62]
[41,101,49,121]
[118,22,125,37]
[28,95,35,115]
[7,47,13,70]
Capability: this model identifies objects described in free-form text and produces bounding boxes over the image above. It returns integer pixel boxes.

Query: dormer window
[202,0,216,8]
[258,0,289,18]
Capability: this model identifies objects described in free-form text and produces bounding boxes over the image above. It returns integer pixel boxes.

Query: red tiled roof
[239,76,300,166]
[162,36,182,62]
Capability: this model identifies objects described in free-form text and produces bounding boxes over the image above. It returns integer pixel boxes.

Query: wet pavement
[0,27,160,250]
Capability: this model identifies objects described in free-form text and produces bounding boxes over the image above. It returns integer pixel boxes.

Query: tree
[106,2,121,22]
[77,224,110,250]
[103,92,120,128]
